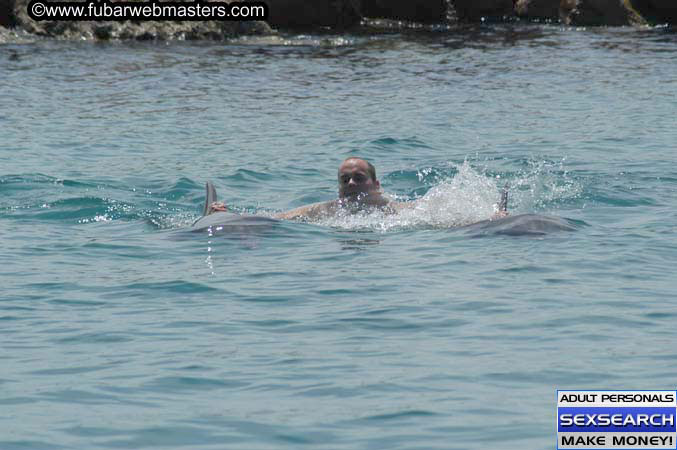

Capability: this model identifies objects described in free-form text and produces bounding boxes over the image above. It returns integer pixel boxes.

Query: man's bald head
[337,157,380,200]
[341,157,377,182]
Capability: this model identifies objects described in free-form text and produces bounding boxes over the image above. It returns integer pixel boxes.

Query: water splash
[310,158,583,232]
[1,159,581,232]
[504,157,583,212]
[315,161,504,231]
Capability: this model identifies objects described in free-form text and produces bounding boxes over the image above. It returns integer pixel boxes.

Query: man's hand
[209,202,227,213]
[491,210,509,220]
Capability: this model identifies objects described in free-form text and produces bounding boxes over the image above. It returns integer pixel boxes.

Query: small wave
[2,161,583,232]
[145,211,199,230]
[0,173,206,227]
[230,34,357,48]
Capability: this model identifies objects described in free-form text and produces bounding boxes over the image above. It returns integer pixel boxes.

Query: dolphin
[190,182,279,233]
[461,213,580,237]
[462,186,580,236]
[457,184,580,236]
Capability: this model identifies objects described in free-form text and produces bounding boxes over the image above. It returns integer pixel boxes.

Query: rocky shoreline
[0,0,675,42]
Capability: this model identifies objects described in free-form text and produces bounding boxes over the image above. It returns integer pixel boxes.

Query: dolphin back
[191,181,279,233]
[462,214,580,237]
[191,211,279,231]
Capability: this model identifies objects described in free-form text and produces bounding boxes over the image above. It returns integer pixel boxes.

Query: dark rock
[135,30,155,40]
[93,24,114,40]
[263,0,361,29]
[559,0,645,26]
[629,0,677,24]
[361,0,447,23]
[1,0,16,27]
[452,0,514,21]
[515,0,561,21]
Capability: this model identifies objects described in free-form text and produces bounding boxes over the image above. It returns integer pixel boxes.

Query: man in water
[274,157,407,220]
[210,157,507,220]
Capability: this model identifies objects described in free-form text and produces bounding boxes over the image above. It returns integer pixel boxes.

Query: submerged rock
[560,0,646,26]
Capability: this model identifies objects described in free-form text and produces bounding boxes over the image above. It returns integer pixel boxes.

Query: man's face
[338,159,380,200]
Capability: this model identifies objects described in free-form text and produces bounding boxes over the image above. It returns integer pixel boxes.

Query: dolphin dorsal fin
[203,181,218,216]
[499,185,509,212]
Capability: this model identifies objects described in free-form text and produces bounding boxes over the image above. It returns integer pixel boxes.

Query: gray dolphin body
[190,182,279,233]
[460,214,579,237]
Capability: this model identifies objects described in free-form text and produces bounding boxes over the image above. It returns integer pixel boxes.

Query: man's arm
[273,200,337,220]
[491,186,509,220]
[208,200,335,220]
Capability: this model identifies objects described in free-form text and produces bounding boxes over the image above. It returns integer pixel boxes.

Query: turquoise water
[1,25,677,449]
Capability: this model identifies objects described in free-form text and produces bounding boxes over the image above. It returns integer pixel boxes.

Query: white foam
[314,161,504,232]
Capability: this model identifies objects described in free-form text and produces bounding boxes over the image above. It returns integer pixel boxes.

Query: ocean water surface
[1,24,677,449]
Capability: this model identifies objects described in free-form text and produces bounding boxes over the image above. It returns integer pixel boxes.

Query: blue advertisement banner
[558,407,677,433]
